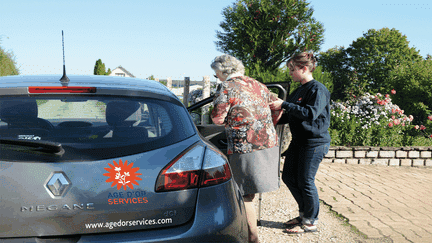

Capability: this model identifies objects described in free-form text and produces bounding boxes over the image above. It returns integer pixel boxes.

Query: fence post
[183,77,190,107]
[166,77,172,90]
[201,76,211,125]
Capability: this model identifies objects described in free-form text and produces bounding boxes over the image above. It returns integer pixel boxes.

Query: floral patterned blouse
[211,76,282,155]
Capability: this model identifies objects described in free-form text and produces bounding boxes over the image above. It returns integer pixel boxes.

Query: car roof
[0,75,178,100]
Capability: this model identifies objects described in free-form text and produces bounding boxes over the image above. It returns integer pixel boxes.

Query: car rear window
[0,96,196,161]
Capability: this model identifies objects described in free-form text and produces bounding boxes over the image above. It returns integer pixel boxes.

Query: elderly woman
[210,54,282,243]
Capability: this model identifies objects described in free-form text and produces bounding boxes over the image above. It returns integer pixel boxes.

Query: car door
[187,82,289,157]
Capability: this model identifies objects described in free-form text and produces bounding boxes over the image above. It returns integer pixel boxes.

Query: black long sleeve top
[279,79,331,146]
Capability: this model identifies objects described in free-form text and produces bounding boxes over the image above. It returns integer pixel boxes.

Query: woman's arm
[211,83,230,125]
[268,93,283,125]
[281,87,329,121]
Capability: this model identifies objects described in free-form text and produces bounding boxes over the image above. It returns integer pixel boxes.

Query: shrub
[330,90,432,146]
[388,58,432,125]
[0,42,19,76]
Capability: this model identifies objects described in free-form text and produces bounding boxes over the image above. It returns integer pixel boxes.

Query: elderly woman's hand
[269,98,284,111]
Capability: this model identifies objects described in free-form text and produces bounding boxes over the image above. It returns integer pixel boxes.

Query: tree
[312,65,333,94]
[347,28,421,93]
[319,28,422,100]
[147,75,155,80]
[318,46,351,100]
[0,40,19,76]
[159,80,167,86]
[244,63,291,83]
[216,0,324,81]
[287,65,333,94]
[389,59,432,125]
[93,59,110,75]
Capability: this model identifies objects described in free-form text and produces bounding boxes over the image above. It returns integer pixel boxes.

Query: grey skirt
[228,146,280,196]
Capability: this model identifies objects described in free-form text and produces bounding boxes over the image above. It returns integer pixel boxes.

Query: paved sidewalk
[316,162,432,243]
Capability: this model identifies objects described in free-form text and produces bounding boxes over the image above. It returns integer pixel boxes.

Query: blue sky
[1,0,431,81]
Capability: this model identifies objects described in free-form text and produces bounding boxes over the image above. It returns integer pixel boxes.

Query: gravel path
[253,175,392,243]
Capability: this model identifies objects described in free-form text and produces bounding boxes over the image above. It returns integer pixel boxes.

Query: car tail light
[28,87,96,93]
[200,147,232,187]
[155,144,232,192]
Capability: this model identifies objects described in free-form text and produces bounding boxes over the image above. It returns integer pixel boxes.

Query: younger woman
[270,52,331,234]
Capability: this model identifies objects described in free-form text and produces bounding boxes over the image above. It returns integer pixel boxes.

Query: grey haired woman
[210,54,282,243]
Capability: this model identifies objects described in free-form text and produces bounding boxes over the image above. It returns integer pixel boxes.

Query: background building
[109,66,135,78]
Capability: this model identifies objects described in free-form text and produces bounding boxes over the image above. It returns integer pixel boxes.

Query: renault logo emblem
[45,172,71,198]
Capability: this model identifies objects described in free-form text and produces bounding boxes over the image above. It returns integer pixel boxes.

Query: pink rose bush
[330,90,432,146]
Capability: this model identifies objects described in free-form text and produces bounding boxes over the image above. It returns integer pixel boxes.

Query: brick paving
[316,162,432,243]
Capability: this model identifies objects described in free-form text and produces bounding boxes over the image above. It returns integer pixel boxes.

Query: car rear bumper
[81,179,248,243]
[2,179,247,243]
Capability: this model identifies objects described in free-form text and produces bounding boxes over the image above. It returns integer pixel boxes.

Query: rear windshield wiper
[0,138,64,154]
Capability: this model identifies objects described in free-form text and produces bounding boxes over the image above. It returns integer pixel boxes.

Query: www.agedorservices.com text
[85,217,173,230]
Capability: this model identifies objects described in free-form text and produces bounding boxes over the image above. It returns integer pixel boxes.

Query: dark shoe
[283,224,318,234]
[282,216,302,228]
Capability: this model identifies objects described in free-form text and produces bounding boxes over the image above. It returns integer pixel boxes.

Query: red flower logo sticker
[104,159,142,190]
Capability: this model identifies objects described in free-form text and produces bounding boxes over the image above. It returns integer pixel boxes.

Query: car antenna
[60,30,70,86]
